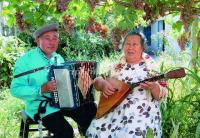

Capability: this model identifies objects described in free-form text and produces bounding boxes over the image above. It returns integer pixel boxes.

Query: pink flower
[159,81,167,87]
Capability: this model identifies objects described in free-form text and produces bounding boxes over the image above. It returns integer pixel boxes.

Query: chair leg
[47,130,50,136]
[19,114,54,138]
[23,122,30,138]
[19,119,24,138]
[47,130,51,137]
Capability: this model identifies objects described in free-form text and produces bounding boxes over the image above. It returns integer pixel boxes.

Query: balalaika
[48,61,97,109]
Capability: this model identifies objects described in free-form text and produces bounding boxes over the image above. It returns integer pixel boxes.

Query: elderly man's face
[36,31,59,57]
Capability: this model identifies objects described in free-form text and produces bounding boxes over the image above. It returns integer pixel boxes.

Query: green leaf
[195,123,200,138]
[23,11,34,21]
[172,21,183,32]
[6,16,15,26]
[146,128,154,138]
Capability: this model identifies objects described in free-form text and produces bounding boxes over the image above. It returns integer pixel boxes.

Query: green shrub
[0,36,28,88]
[158,51,200,138]
[55,31,114,61]
[18,30,115,61]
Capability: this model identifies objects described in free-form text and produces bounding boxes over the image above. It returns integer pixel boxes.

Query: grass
[0,88,22,138]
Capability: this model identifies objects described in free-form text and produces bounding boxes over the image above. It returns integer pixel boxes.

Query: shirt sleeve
[10,58,41,101]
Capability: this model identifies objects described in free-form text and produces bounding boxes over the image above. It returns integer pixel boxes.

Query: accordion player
[48,61,97,109]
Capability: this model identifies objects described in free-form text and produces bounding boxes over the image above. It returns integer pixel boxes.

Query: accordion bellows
[48,61,97,109]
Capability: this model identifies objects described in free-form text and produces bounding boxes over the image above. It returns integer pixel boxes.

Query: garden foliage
[0,36,27,88]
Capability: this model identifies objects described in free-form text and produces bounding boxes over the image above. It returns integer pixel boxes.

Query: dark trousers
[42,102,97,138]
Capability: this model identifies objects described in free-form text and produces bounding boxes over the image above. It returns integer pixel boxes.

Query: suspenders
[13,66,49,78]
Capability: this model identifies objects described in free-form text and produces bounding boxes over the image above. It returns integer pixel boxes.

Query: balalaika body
[48,61,97,109]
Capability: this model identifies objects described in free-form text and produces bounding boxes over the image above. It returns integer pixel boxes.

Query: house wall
[142,20,165,56]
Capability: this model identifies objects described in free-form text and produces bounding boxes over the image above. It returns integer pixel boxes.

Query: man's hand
[41,80,57,93]
[78,66,92,98]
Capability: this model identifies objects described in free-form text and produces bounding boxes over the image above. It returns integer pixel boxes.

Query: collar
[37,47,56,59]
[36,47,57,65]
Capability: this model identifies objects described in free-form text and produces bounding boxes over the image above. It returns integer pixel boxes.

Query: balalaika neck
[129,74,165,89]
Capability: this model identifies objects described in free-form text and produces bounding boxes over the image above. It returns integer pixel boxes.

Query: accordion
[48,61,97,109]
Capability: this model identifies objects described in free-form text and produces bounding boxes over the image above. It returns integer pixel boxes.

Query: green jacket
[10,47,64,120]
